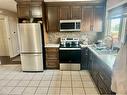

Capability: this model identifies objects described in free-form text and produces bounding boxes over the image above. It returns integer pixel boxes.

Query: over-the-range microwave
[60,20,81,32]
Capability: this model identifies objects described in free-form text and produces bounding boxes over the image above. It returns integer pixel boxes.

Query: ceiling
[0,0,103,13]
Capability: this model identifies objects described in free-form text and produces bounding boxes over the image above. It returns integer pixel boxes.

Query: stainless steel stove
[59,38,81,71]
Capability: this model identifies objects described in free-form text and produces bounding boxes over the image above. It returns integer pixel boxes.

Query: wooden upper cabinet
[46,6,59,32]
[60,6,71,20]
[17,4,30,18]
[59,6,81,20]
[31,4,42,18]
[81,6,104,32]
[17,2,43,18]
[81,6,93,32]
[71,6,81,19]
[93,6,104,32]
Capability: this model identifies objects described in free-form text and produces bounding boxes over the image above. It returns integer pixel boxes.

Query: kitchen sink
[92,46,118,55]
[96,49,117,55]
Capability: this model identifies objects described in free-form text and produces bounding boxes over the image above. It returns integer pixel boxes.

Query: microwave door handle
[75,22,76,29]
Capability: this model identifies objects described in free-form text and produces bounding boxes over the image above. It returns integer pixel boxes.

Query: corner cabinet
[81,6,104,32]
[81,6,93,32]
[93,6,104,32]
[45,47,59,69]
[46,6,59,32]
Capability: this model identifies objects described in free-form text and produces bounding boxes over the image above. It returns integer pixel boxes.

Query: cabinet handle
[99,74,104,80]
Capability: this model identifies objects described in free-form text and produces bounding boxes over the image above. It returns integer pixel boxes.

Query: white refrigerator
[18,23,43,71]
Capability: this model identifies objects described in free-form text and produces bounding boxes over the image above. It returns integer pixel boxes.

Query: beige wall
[0,9,18,57]
[0,17,9,56]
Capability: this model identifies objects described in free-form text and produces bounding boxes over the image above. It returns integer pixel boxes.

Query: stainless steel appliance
[18,23,43,71]
[59,38,81,70]
[60,20,81,32]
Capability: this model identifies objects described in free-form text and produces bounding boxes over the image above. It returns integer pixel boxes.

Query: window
[110,18,121,43]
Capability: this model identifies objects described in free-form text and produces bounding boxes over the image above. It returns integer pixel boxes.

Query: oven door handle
[59,48,81,50]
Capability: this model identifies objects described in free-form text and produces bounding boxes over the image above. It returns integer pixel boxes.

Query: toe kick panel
[60,63,80,71]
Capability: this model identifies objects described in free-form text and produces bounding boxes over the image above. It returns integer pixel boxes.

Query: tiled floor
[0,65,100,95]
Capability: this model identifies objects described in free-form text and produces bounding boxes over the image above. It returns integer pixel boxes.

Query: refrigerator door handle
[21,52,42,54]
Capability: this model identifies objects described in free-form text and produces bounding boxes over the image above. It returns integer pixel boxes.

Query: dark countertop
[88,46,117,70]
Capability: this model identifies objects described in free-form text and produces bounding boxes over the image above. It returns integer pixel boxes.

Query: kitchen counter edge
[45,44,60,48]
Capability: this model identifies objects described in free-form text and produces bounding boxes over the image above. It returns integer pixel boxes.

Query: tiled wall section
[48,32,104,44]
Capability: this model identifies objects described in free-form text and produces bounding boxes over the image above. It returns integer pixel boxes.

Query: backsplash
[48,32,104,44]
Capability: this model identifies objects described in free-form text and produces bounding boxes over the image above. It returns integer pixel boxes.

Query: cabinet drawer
[46,48,58,52]
[46,59,59,69]
[97,73,113,95]
[46,52,59,59]
[99,72,111,88]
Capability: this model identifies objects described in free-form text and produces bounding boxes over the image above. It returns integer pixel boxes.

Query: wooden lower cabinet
[88,49,116,95]
[45,47,59,69]
[81,48,89,70]
[46,60,59,69]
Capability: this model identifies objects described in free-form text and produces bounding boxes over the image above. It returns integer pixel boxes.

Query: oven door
[59,49,81,63]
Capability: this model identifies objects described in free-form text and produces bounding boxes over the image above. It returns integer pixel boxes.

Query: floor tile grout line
[59,70,63,95]
[33,71,45,95]
[1,65,22,94]
[80,70,87,95]
[18,72,36,95]
[46,70,54,95]
[6,74,22,94]
[71,71,73,95]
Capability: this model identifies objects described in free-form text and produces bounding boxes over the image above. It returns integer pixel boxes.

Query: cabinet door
[60,6,70,20]
[45,48,59,69]
[93,6,104,32]
[31,4,42,18]
[46,59,59,69]
[81,48,88,70]
[47,6,59,32]
[81,6,93,32]
[17,4,30,18]
[71,6,81,19]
